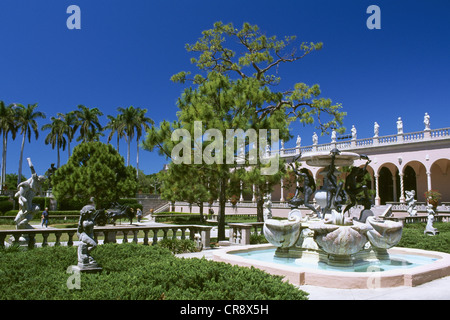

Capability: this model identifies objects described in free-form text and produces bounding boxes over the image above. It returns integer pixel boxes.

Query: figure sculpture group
[288,149,373,221]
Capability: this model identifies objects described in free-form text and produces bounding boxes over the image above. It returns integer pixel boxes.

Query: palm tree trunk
[57,144,61,168]
[2,133,8,192]
[1,132,5,192]
[136,138,139,178]
[117,134,120,153]
[127,136,130,166]
[68,140,71,159]
[18,133,26,186]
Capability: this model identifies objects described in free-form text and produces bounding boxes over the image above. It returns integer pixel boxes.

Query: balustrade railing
[269,127,450,157]
[0,225,213,250]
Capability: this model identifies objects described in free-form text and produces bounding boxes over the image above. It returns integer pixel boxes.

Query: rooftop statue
[424,112,431,131]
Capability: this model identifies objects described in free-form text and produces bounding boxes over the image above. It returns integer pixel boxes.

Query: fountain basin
[263,217,302,249]
[213,244,450,289]
[301,151,360,167]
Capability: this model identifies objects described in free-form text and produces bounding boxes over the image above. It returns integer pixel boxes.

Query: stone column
[392,176,398,202]
[426,170,432,192]
[399,173,405,203]
[252,184,256,203]
[280,178,285,202]
[239,181,244,202]
[374,174,381,206]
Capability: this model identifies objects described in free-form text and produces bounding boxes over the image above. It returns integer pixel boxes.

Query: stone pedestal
[70,265,103,274]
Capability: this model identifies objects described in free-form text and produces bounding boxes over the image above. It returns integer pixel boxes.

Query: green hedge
[0,244,309,300]
[397,222,450,254]
[1,210,80,218]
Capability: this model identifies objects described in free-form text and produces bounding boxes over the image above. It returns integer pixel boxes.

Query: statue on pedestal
[14,158,46,230]
[374,122,380,137]
[263,194,273,221]
[312,132,318,145]
[405,190,417,216]
[424,113,431,131]
[351,125,357,140]
[424,204,439,236]
[397,117,403,134]
[76,198,101,271]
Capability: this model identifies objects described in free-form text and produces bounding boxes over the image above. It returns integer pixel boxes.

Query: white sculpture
[312,132,318,145]
[331,129,337,143]
[405,190,417,216]
[14,158,46,230]
[397,117,403,134]
[424,204,439,236]
[263,194,273,221]
[374,122,379,137]
[424,113,431,131]
[296,135,301,148]
[351,125,357,140]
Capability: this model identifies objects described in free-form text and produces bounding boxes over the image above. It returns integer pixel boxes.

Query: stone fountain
[263,148,404,267]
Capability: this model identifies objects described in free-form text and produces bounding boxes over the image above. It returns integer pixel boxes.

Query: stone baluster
[12,233,21,246]
[122,230,129,243]
[27,233,36,249]
[162,229,168,240]
[67,232,75,246]
[143,230,149,245]
[132,230,138,243]
[55,232,62,246]
[172,228,178,241]
[152,229,158,245]
[42,233,49,247]
[181,228,186,240]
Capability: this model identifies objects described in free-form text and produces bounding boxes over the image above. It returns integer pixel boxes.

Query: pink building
[271,124,450,205]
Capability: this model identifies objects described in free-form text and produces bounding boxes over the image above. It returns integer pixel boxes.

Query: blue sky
[1,0,449,176]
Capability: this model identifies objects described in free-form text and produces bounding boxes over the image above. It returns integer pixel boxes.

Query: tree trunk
[218,176,227,241]
[198,202,204,222]
[57,144,61,168]
[18,133,26,186]
[127,137,130,166]
[1,132,6,192]
[256,196,264,222]
[136,138,139,178]
[2,133,7,192]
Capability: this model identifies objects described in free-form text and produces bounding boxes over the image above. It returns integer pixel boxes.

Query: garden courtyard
[1,211,450,301]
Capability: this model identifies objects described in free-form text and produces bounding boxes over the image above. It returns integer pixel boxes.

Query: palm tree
[42,117,67,168]
[135,108,154,177]
[14,103,46,185]
[74,105,103,143]
[57,111,79,158]
[0,101,18,191]
[105,114,125,153]
[117,106,154,172]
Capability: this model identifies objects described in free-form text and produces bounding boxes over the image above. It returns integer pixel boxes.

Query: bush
[0,200,14,215]
[0,244,309,300]
[397,222,450,254]
[158,238,199,254]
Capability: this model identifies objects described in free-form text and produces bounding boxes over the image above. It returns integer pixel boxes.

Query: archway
[430,158,450,202]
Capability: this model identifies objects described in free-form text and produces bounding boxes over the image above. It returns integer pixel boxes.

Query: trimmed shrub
[397,222,450,254]
[0,244,309,300]
[158,238,198,254]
